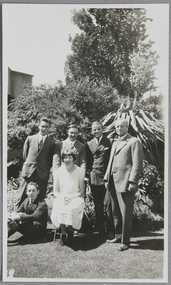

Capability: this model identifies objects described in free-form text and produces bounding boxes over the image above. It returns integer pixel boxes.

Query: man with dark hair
[86,121,112,236]
[53,124,87,174]
[104,119,143,251]
[8,182,48,240]
[16,117,56,207]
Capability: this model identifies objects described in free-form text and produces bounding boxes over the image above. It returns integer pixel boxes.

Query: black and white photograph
[2,2,169,282]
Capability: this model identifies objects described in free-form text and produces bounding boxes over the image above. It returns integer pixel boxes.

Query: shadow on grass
[130,238,164,251]
[7,230,106,251]
[7,228,164,251]
[68,233,106,251]
[7,229,56,246]
[131,231,164,238]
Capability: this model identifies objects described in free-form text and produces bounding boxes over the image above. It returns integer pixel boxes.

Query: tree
[129,40,159,99]
[64,77,121,121]
[65,8,158,97]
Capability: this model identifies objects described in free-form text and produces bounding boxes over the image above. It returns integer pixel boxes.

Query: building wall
[8,68,33,101]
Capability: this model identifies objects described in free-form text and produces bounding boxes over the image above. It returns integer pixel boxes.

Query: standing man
[86,121,112,236]
[53,124,87,174]
[16,117,56,207]
[104,118,143,251]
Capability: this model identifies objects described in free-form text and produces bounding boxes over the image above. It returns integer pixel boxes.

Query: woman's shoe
[59,234,66,246]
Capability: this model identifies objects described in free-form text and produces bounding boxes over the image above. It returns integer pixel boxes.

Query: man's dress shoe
[106,237,121,243]
[118,244,129,251]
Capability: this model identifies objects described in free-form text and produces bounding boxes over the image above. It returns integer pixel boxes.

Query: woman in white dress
[51,151,85,245]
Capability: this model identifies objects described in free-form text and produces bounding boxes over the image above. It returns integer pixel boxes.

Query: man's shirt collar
[38,133,47,142]
[95,135,103,144]
[118,133,128,141]
[67,138,76,146]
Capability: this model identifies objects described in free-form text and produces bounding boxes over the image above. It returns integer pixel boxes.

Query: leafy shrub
[133,160,164,230]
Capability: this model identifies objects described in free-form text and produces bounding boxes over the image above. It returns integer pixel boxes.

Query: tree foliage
[8,80,121,154]
[65,77,121,121]
[129,40,159,98]
[65,8,158,98]
[137,94,164,120]
[8,84,83,152]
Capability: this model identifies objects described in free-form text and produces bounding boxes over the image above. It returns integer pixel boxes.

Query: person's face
[63,155,74,167]
[92,123,103,138]
[26,185,39,201]
[68,127,79,142]
[116,121,128,137]
[39,121,50,136]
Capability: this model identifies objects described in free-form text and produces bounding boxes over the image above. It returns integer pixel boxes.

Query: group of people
[8,116,143,251]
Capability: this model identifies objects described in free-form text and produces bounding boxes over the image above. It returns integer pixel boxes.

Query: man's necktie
[70,142,75,151]
[38,138,43,151]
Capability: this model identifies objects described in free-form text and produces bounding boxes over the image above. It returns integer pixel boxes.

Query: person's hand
[127,182,137,192]
[11,212,21,220]
[63,196,72,205]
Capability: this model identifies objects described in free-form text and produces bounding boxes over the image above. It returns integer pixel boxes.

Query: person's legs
[19,221,46,240]
[35,172,48,201]
[59,224,67,245]
[67,225,74,245]
[116,190,135,246]
[91,184,106,234]
[106,180,122,241]
[15,171,37,209]
[8,221,21,238]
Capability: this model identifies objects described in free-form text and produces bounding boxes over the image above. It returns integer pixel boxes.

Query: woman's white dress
[51,165,85,230]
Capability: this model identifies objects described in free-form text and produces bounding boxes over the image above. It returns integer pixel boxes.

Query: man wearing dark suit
[16,117,55,207]
[104,118,143,251]
[53,124,87,174]
[86,121,112,236]
[8,182,48,240]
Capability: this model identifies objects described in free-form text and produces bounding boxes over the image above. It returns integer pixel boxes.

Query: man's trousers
[105,176,135,244]
[16,170,48,208]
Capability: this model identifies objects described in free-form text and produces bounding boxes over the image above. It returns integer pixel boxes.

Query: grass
[6,225,164,281]
[6,183,165,281]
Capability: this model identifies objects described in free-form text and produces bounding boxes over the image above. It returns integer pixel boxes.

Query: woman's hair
[61,151,76,162]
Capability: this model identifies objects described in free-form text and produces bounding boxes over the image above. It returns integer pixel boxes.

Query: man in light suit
[86,121,112,236]
[53,124,86,174]
[16,117,55,207]
[104,119,143,251]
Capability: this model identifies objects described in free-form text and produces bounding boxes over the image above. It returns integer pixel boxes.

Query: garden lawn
[6,226,164,281]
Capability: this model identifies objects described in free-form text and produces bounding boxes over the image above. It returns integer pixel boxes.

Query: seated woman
[8,182,48,241]
[51,151,85,246]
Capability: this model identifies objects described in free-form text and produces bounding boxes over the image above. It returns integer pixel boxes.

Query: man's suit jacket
[21,134,55,181]
[17,197,48,229]
[53,139,87,174]
[104,133,143,193]
[86,135,112,185]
